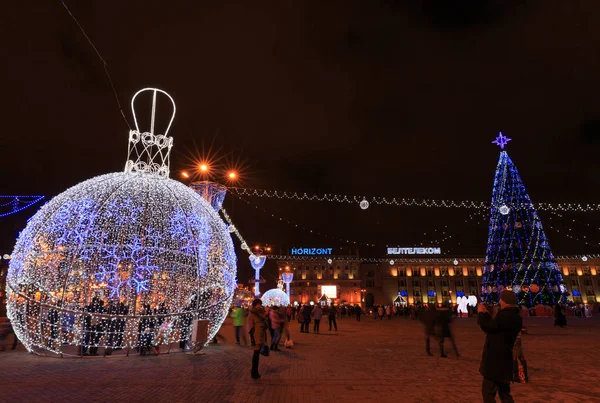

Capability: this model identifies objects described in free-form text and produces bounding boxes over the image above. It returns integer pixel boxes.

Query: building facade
[276,256,600,307]
[275,258,363,305]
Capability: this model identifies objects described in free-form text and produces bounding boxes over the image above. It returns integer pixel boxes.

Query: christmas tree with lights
[481,133,567,306]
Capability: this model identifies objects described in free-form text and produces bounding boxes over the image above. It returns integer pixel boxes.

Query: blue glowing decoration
[249,255,267,297]
[481,149,566,306]
[492,132,512,149]
[131,277,150,294]
[427,290,436,297]
[0,195,45,218]
[189,181,227,212]
[249,255,267,270]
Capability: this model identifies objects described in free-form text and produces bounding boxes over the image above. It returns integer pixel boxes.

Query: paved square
[1,315,599,402]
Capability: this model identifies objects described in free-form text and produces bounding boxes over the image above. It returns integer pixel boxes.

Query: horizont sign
[291,248,333,255]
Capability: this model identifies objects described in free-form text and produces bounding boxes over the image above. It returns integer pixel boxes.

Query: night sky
[2,1,600,286]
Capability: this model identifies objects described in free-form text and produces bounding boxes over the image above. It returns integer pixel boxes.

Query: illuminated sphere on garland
[5,89,237,354]
[261,284,290,306]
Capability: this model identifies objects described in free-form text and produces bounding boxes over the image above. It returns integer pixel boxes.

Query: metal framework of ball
[5,89,237,355]
[261,288,290,306]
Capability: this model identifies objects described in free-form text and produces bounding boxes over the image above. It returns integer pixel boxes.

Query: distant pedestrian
[478,290,522,403]
[230,305,247,345]
[386,305,392,320]
[328,304,338,331]
[248,299,266,379]
[355,305,362,322]
[436,304,459,358]
[311,305,323,333]
[554,302,567,328]
[302,305,312,333]
[269,306,283,351]
[0,317,10,351]
[512,326,529,383]
[298,305,305,333]
[377,305,384,320]
[420,304,436,356]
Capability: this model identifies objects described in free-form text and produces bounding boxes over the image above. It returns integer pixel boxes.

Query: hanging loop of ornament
[125,88,176,177]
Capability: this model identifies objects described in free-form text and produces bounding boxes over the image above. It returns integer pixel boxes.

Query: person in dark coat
[355,305,362,322]
[436,304,459,358]
[328,304,338,331]
[554,302,567,327]
[302,304,312,333]
[420,304,436,356]
[478,290,523,403]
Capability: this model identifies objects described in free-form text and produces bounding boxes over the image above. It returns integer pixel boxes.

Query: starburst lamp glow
[5,88,237,354]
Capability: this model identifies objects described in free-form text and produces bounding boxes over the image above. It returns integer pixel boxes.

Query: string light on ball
[5,88,237,355]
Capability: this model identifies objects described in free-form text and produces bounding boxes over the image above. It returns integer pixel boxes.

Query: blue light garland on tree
[481,134,567,307]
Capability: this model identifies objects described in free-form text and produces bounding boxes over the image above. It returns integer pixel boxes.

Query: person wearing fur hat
[477,290,522,403]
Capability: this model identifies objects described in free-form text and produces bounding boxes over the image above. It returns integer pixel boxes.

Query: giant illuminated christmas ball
[5,89,237,354]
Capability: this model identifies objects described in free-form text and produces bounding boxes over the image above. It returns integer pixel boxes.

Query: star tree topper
[492,132,512,149]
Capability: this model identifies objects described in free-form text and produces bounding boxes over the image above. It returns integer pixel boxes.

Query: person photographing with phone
[477,291,522,403]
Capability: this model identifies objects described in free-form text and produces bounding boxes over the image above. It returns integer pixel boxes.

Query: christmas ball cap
[124,88,176,177]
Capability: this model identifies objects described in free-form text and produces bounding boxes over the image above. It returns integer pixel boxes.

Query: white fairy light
[582,256,588,262]
[5,89,237,355]
[453,259,459,266]
[360,198,369,210]
[327,258,333,264]
[229,187,600,212]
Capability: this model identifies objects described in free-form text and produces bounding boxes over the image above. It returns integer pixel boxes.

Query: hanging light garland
[228,187,600,212]
[0,195,45,218]
[546,211,600,249]
[220,207,253,256]
[230,193,376,247]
